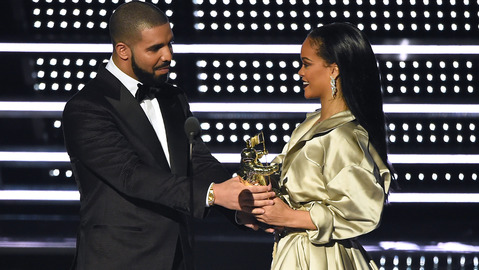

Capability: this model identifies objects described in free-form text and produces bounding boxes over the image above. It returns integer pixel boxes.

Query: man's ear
[115,42,131,61]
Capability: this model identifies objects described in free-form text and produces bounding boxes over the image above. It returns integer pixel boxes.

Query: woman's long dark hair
[308,22,393,175]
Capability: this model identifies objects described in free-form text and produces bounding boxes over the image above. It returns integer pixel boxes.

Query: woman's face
[298,37,337,99]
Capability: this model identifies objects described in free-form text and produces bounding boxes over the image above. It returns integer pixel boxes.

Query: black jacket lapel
[97,65,170,170]
[158,93,188,177]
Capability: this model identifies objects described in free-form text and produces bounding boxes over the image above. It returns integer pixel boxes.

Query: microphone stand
[184,116,200,267]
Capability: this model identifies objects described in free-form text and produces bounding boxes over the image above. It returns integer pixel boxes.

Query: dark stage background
[0,0,478,269]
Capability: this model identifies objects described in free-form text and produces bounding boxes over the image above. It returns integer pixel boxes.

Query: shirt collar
[105,57,141,97]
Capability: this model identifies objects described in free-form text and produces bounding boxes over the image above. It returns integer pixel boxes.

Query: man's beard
[131,53,169,86]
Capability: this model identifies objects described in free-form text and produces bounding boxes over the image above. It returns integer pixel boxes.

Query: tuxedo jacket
[62,64,230,270]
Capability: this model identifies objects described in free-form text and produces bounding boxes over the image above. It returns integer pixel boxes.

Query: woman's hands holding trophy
[234,132,284,233]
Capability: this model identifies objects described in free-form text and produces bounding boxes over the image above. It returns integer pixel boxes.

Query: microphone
[184,116,201,144]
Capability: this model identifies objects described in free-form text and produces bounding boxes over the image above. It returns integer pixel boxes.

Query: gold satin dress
[270,110,391,270]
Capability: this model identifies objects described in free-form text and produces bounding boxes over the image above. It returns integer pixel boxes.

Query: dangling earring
[330,76,337,98]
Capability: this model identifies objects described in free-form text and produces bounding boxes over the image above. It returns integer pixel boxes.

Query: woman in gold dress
[242,23,393,269]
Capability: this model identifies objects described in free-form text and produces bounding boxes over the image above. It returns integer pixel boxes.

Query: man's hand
[212,176,275,211]
[235,211,259,231]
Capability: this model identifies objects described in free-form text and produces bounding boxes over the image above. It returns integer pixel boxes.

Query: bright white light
[0,152,69,162]
[198,73,207,80]
[2,190,479,204]
[377,241,479,252]
[194,23,205,30]
[196,60,207,67]
[388,193,479,203]
[4,151,479,166]
[2,102,479,115]
[383,104,479,114]
[201,134,211,142]
[198,85,208,92]
[0,190,79,201]
[1,43,479,55]
[389,154,479,164]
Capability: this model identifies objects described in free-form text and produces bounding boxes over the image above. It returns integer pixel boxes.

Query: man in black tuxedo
[62,2,275,269]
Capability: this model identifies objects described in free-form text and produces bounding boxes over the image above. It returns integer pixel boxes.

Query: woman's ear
[330,64,340,80]
[115,42,131,61]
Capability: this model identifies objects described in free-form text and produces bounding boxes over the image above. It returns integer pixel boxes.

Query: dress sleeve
[304,129,389,244]
[306,164,386,244]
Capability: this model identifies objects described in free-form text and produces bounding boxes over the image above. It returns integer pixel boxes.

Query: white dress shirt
[105,58,171,167]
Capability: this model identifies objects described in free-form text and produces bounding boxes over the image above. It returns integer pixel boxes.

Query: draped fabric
[270,110,391,270]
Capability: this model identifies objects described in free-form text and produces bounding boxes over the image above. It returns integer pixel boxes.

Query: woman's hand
[254,197,293,227]
[255,198,317,230]
[237,211,277,233]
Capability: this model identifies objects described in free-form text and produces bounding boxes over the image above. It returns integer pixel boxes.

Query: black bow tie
[135,83,160,102]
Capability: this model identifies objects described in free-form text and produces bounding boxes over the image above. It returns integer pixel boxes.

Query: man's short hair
[109,1,169,46]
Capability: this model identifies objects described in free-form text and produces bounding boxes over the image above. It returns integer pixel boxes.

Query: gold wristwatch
[207,183,215,206]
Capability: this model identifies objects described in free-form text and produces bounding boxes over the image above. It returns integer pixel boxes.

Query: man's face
[130,23,174,85]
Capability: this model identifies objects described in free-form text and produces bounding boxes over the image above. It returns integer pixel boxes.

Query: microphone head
[184,116,201,138]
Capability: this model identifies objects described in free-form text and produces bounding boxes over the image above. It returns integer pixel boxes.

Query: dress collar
[305,110,356,135]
